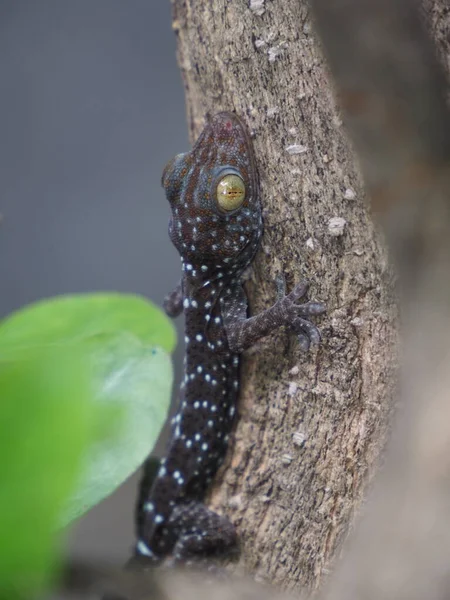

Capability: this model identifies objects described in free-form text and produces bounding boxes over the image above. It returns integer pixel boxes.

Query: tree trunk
[170,0,396,592]
[60,2,450,599]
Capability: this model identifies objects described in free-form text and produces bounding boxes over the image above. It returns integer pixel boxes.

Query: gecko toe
[293,317,322,349]
[294,300,326,317]
[288,280,310,302]
[297,331,311,352]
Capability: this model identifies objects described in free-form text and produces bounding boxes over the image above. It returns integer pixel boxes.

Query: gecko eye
[216,174,245,212]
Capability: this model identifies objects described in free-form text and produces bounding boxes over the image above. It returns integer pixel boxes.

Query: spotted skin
[133,112,325,567]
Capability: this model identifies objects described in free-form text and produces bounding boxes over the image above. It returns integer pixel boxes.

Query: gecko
[132,111,325,568]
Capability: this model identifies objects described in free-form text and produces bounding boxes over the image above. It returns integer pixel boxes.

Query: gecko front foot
[279,281,326,351]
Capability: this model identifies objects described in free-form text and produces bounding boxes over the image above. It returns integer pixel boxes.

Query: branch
[310,1,450,599]
[169,0,396,591]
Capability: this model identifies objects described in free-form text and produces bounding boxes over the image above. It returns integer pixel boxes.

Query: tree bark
[58,2,450,600]
[171,0,396,592]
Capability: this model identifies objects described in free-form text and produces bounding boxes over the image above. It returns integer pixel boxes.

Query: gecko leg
[163,281,183,318]
[165,501,239,568]
[222,281,325,353]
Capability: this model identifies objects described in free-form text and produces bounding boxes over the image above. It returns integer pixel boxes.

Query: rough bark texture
[59,2,450,599]
[170,0,396,593]
[311,1,450,600]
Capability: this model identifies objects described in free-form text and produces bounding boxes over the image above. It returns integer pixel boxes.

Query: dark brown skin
[133,112,325,567]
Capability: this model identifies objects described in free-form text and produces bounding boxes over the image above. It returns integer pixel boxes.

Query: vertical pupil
[216,175,245,211]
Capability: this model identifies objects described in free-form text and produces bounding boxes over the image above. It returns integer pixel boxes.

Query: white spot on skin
[193,401,200,409]
[205,374,211,382]
[196,334,203,342]
[137,540,154,557]
[195,433,202,441]
[154,514,164,524]
[202,443,208,451]
[197,366,203,373]
[184,336,189,344]
[191,300,198,308]
[183,299,189,308]
[144,502,154,512]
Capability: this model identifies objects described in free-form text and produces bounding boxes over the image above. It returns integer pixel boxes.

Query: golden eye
[216,174,245,212]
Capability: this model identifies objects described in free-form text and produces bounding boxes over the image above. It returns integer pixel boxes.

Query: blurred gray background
[0,1,187,562]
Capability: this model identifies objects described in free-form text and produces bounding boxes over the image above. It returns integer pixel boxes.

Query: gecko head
[162,112,262,274]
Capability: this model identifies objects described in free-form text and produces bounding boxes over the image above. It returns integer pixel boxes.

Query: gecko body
[134,112,324,567]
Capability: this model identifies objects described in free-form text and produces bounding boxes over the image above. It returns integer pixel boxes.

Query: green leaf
[59,331,173,525]
[0,293,176,355]
[0,293,175,525]
[0,347,92,598]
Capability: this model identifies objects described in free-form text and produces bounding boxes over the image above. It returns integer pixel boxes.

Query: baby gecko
[133,111,325,567]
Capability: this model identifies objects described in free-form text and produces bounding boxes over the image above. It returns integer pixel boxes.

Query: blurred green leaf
[0,293,176,355]
[0,347,92,598]
[0,292,175,532]
[59,330,173,525]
